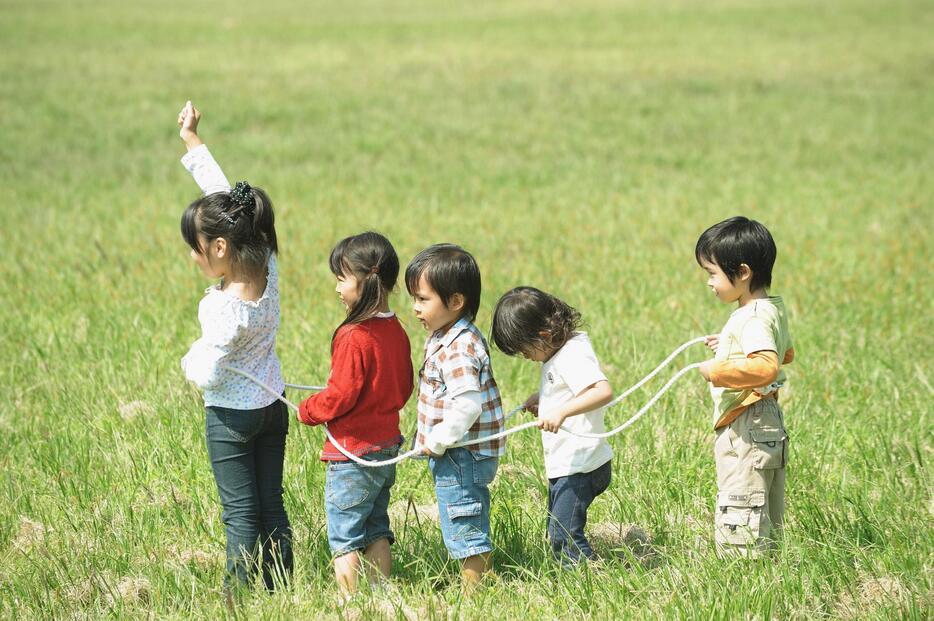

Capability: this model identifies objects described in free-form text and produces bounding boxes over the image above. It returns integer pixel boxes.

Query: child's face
[700,259,742,304]
[335,271,361,310]
[411,275,462,333]
[190,235,227,279]
[520,341,555,362]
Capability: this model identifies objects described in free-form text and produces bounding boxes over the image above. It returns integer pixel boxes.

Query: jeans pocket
[210,407,266,443]
[469,452,498,485]
[749,429,787,470]
[430,452,462,488]
[326,463,371,511]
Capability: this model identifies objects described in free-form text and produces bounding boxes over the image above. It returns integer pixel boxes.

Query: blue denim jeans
[428,447,499,560]
[324,445,399,557]
[546,459,612,564]
[205,399,292,590]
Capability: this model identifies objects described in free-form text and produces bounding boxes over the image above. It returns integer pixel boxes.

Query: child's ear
[449,293,465,313]
[214,237,228,259]
[738,263,752,282]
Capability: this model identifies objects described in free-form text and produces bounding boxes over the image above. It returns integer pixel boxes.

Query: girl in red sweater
[298,231,413,596]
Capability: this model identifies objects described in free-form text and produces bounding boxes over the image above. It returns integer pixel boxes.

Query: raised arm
[177,101,231,195]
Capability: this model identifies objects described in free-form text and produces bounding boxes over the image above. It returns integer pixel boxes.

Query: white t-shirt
[538,332,613,478]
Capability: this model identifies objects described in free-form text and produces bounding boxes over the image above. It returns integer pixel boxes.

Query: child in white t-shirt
[491,287,613,564]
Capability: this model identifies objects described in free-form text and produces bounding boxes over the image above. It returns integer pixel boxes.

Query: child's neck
[737,287,769,308]
[221,265,266,302]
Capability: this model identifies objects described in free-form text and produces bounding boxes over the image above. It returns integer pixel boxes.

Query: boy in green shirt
[696,216,795,557]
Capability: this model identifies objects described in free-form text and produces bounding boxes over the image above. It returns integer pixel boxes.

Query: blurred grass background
[1,0,931,618]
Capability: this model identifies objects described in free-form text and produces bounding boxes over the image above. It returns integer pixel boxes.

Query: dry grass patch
[589,522,656,565]
[835,575,908,619]
[12,517,49,553]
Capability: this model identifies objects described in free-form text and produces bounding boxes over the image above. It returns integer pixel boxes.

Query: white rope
[222,337,706,467]
[284,382,326,391]
[284,336,707,419]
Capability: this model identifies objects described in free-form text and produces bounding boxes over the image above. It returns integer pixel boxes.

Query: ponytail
[180,181,278,277]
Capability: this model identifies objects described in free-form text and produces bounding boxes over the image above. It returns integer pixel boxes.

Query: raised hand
[177,100,204,150]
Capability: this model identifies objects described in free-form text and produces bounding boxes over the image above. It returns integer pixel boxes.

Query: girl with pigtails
[297,231,414,597]
[176,101,292,594]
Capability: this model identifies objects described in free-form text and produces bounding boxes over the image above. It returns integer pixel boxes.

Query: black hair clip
[230,181,255,217]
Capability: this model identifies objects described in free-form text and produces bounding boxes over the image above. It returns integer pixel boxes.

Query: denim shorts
[428,447,499,560]
[324,445,399,557]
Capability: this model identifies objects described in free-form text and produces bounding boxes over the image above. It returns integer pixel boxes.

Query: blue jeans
[324,445,399,557]
[428,448,498,560]
[205,399,292,590]
[546,460,612,564]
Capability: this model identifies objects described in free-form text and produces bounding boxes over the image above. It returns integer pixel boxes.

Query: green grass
[1,0,932,618]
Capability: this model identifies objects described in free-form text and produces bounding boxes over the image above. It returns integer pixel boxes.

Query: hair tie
[224,181,256,223]
[369,266,380,275]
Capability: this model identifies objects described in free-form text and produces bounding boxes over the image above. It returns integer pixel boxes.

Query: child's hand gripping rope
[222,336,708,466]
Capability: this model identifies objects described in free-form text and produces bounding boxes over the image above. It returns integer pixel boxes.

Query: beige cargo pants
[713,398,787,557]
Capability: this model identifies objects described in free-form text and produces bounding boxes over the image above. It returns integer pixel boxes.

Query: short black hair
[405,244,481,321]
[695,216,776,292]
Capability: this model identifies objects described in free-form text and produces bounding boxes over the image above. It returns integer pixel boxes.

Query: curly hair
[491,286,582,357]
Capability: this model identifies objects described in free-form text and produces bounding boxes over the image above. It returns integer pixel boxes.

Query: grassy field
[2,0,932,618]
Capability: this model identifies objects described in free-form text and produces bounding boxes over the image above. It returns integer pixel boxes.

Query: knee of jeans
[222,504,261,528]
[258,501,290,525]
[259,515,292,536]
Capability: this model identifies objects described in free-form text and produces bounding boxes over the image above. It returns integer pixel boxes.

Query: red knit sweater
[298,315,413,461]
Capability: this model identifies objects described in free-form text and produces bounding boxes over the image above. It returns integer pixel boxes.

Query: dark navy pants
[546,460,612,564]
[205,399,293,590]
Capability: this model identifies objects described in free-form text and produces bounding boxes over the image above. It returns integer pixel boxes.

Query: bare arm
[539,380,613,433]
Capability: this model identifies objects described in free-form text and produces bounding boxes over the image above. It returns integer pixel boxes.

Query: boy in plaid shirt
[405,244,505,588]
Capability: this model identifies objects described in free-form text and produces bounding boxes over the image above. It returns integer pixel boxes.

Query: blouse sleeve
[180,297,242,390]
[265,253,279,299]
[180,144,232,195]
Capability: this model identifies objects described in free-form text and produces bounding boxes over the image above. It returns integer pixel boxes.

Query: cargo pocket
[447,500,482,540]
[715,490,765,547]
[749,429,787,470]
